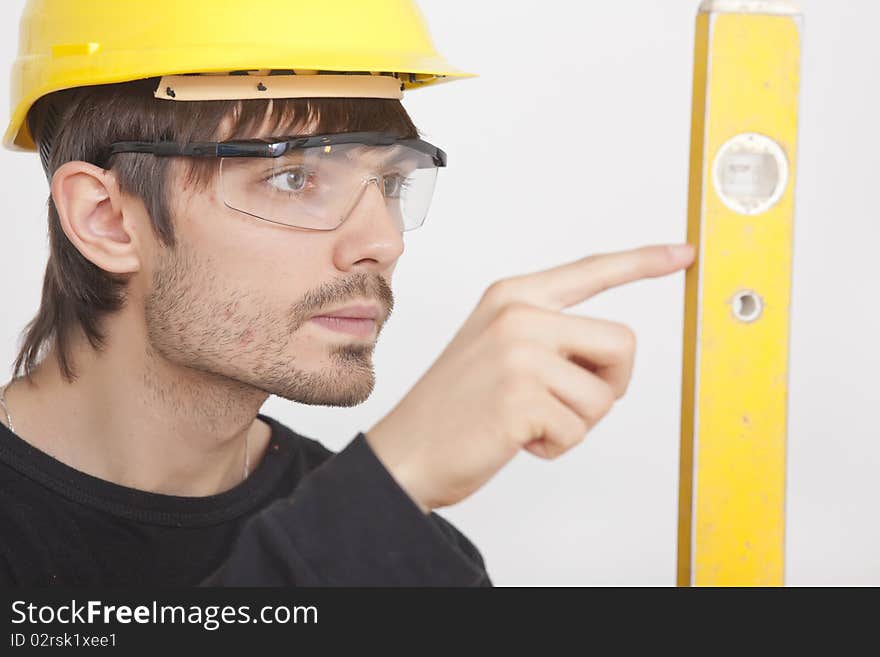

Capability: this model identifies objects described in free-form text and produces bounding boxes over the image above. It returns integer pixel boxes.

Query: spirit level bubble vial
[677,0,802,587]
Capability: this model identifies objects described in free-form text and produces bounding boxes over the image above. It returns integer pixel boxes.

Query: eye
[266,167,313,194]
[383,174,410,199]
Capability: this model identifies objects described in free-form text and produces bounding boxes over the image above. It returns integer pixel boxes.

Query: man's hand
[364,243,696,514]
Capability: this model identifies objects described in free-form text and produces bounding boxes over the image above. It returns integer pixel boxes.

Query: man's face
[139,118,404,407]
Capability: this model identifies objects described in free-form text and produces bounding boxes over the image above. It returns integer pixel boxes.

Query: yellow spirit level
[677,0,803,586]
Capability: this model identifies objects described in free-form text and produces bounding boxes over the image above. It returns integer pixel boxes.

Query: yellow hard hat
[4,0,475,152]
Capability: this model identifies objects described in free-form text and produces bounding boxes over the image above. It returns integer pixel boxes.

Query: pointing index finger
[517,244,696,311]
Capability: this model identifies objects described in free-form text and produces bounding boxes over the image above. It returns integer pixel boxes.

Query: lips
[308,303,382,338]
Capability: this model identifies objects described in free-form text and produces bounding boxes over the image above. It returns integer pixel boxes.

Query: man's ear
[50,161,142,275]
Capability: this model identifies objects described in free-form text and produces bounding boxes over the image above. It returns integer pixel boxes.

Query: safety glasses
[108,131,447,232]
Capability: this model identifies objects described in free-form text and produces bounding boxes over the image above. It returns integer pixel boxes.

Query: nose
[331,178,405,273]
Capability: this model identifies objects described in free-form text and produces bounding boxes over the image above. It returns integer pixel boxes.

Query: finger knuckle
[594,384,617,417]
[611,322,636,354]
[490,301,533,339]
[563,414,590,448]
[498,339,536,376]
[482,279,515,307]
[582,385,616,424]
[621,324,637,353]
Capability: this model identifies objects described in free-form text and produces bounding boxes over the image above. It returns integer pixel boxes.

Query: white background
[1,0,877,585]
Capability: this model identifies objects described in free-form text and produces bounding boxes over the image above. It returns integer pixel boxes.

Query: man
[0,0,694,586]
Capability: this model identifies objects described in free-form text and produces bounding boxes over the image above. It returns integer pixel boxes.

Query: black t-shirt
[0,413,491,586]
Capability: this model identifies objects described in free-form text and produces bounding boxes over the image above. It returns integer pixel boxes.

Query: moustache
[291,272,394,330]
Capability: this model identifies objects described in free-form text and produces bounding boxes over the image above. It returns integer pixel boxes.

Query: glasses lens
[220,142,440,231]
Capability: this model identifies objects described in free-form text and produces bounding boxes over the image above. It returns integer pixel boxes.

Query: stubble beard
[143,240,391,408]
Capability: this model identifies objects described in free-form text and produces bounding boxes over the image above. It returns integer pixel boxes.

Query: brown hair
[13,76,419,383]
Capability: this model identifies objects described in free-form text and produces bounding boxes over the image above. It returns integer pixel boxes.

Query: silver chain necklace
[0,380,250,482]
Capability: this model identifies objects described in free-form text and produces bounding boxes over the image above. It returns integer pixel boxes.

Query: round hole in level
[732,290,763,323]
[713,133,789,216]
